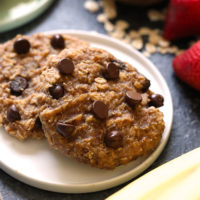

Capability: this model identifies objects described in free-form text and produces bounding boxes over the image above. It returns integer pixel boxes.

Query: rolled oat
[84,0,100,13]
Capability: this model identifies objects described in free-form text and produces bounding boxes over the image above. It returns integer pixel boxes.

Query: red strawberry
[164,0,200,40]
[173,41,200,90]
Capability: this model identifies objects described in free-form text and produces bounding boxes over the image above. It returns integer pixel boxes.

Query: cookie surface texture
[40,47,165,169]
[0,33,89,140]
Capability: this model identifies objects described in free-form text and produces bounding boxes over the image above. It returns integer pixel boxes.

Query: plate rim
[0,0,54,33]
[0,30,173,193]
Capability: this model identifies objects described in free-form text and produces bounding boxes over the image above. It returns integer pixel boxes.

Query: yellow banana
[107,147,200,200]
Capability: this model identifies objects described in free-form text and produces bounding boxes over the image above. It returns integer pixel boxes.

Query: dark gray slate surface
[0,0,200,199]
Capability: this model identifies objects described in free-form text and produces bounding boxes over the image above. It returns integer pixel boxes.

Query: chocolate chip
[112,60,126,69]
[104,131,123,148]
[50,34,65,49]
[125,89,142,107]
[14,38,30,54]
[104,62,119,80]
[10,76,28,96]
[7,105,21,122]
[149,94,164,107]
[141,78,151,93]
[57,58,74,75]
[49,84,65,99]
[92,101,108,119]
[56,122,75,138]
[34,117,42,130]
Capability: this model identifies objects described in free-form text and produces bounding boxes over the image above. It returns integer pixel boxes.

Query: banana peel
[107,147,200,200]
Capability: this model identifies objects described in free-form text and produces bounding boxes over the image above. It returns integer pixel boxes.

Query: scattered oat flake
[167,46,179,54]
[148,9,165,21]
[104,21,115,32]
[97,13,107,23]
[101,0,117,19]
[158,39,170,48]
[176,49,185,56]
[142,51,150,58]
[145,43,156,54]
[157,47,169,54]
[150,28,161,35]
[84,0,100,13]
[139,27,151,35]
[109,30,125,39]
[149,34,162,45]
[115,20,130,30]
[131,38,143,50]
[128,30,140,39]
[93,3,186,56]
[159,47,170,54]
[121,35,131,44]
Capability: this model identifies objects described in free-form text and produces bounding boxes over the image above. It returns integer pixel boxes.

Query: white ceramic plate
[0,30,173,193]
[0,0,53,33]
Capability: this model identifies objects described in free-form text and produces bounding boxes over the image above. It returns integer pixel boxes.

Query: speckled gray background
[0,0,200,199]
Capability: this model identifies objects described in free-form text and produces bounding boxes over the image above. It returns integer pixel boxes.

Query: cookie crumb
[84,0,100,13]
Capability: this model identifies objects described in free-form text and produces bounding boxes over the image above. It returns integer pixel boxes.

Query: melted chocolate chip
[14,38,30,54]
[92,101,108,119]
[49,84,65,99]
[125,89,142,107]
[56,122,75,138]
[104,131,123,148]
[57,58,74,75]
[7,105,21,122]
[50,34,65,49]
[112,60,126,69]
[141,78,151,93]
[149,94,164,107]
[34,117,42,130]
[10,76,28,96]
[104,62,119,80]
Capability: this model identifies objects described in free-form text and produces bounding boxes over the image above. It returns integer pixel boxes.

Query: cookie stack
[0,33,165,169]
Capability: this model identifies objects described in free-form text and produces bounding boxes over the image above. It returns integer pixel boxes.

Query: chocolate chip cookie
[39,47,165,169]
[0,33,89,140]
